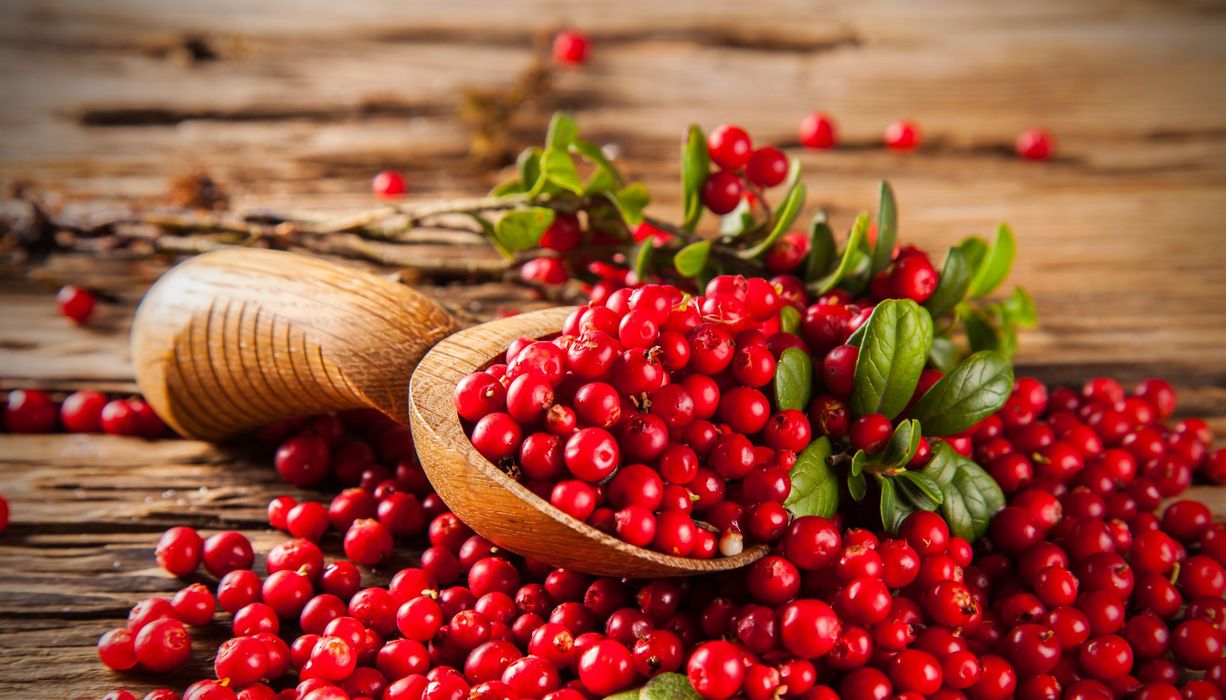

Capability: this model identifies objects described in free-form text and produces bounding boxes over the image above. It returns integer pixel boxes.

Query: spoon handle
[131,248,455,440]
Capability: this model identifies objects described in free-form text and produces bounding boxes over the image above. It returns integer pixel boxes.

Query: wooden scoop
[132,249,766,577]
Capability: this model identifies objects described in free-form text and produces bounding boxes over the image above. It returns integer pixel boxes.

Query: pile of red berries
[2,388,165,437]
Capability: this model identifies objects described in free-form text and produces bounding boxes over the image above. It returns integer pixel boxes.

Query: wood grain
[410,306,767,577]
[130,248,455,439]
[1,0,1225,696]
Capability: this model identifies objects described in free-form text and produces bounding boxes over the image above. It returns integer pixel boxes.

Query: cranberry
[891,256,938,303]
[900,511,950,555]
[783,516,842,570]
[1171,619,1225,670]
[687,640,746,699]
[702,171,744,215]
[1015,128,1055,161]
[202,531,254,577]
[287,501,329,542]
[614,505,657,547]
[98,628,138,671]
[276,434,331,486]
[171,583,216,626]
[746,147,789,188]
[576,640,634,695]
[5,389,57,433]
[708,125,753,169]
[552,30,589,65]
[885,120,921,151]
[344,518,394,566]
[1079,634,1134,681]
[779,599,840,658]
[134,618,191,672]
[888,649,943,695]
[850,414,893,453]
[372,170,407,197]
[563,428,619,481]
[839,667,892,700]
[215,636,269,688]
[800,112,837,149]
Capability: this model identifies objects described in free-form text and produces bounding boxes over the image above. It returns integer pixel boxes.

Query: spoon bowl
[132,249,766,576]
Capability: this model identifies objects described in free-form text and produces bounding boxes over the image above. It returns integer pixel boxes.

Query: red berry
[553,30,589,66]
[215,636,269,688]
[202,531,254,577]
[799,112,837,149]
[540,214,581,252]
[455,372,508,423]
[60,390,106,432]
[885,121,921,151]
[850,414,893,453]
[5,389,57,433]
[702,171,743,215]
[707,125,753,169]
[1079,634,1134,681]
[472,413,523,463]
[779,599,841,659]
[134,617,192,672]
[276,434,331,487]
[577,640,634,695]
[687,641,746,700]
[98,628,138,671]
[1015,128,1055,161]
[891,255,938,303]
[889,649,943,695]
[563,427,619,481]
[745,147,789,188]
[57,284,96,324]
[156,526,203,577]
[372,170,407,198]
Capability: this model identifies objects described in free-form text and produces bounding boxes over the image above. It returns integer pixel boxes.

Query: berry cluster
[3,388,165,437]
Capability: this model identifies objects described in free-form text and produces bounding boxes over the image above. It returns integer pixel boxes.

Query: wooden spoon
[133,249,767,577]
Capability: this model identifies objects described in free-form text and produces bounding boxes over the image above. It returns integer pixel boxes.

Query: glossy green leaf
[780,305,801,335]
[584,166,619,195]
[968,224,1016,298]
[681,125,709,233]
[910,351,1013,437]
[809,213,869,295]
[784,437,838,518]
[494,207,555,253]
[540,147,583,194]
[640,673,701,700]
[922,441,1005,541]
[489,178,525,197]
[925,245,973,318]
[848,472,868,501]
[959,237,988,277]
[773,348,814,412]
[879,478,915,532]
[961,306,1001,353]
[718,198,756,238]
[881,419,922,468]
[632,239,653,282]
[674,241,711,278]
[739,183,807,260]
[850,449,868,477]
[571,139,626,188]
[1001,286,1038,327]
[899,471,944,508]
[546,113,579,150]
[804,211,837,282]
[871,181,897,275]
[517,147,543,194]
[612,183,651,227]
[929,336,961,373]
[851,299,935,419]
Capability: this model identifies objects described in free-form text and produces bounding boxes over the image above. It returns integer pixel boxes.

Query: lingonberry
[1015,128,1055,161]
[884,120,921,151]
[900,511,950,555]
[648,385,695,430]
[779,599,840,659]
[838,667,892,700]
[171,583,216,626]
[1171,619,1226,670]
[214,636,269,688]
[1046,605,1092,648]
[687,640,746,700]
[98,628,139,671]
[563,427,619,481]
[745,147,789,188]
[552,29,589,65]
[154,526,203,577]
[134,617,191,672]
[617,413,669,462]
[1001,623,1061,675]
[702,171,744,215]
[5,389,57,433]
[653,511,698,557]
[968,655,1017,700]
[1131,529,1179,574]
[888,649,943,695]
[371,170,407,198]
[59,389,106,432]
[287,501,329,542]
[576,640,634,695]
[988,506,1041,554]
[800,112,837,149]
[201,531,254,577]
[56,283,96,324]
[717,386,771,434]
[1162,499,1211,542]
[924,580,979,628]
[836,576,893,626]
[549,480,597,522]
[471,413,523,463]
[1079,634,1134,681]
[731,343,777,388]
[782,515,842,570]
[891,255,938,303]
[707,125,753,169]
[614,505,657,547]
[275,434,331,486]
[744,501,789,542]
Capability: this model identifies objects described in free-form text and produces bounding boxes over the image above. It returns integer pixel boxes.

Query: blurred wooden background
[1,1,1225,696]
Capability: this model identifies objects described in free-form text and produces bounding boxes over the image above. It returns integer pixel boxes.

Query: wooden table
[1,1,1225,696]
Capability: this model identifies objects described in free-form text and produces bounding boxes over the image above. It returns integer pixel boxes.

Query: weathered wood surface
[1,0,1225,696]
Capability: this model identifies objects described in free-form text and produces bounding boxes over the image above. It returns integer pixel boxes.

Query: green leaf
[847,472,868,501]
[605,691,641,700]
[611,183,651,227]
[673,241,711,277]
[959,237,988,276]
[773,348,814,412]
[784,437,838,518]
[640,672,701,700]
[850,449,868,477]
[968,224,1016,298]
[739,183,807,260]
[925,245,973,318]
[489,178,525,197]
[961,306,1002,353]
[879,478,915,532]
[881,419,922,467]
[851,299,935,419]
[540,147,583,194]
[681,125,709,233]
[809,213,869,295]
[911,351,1013,436]
[632,239,653,282]
[783,155,802,193]
[804,211,837,282]
[517,148,543,194]
[929,337,961,373]
[584,167,618,195]
[1001,286,1038,327]
[494,207,556,253]
[922,441,1005,541]
[718,198,756,238]
[899,471,944,508]
[780,305,801,335]
[546,113,579,150]
[871,181,897,275]
[571,139,626,188]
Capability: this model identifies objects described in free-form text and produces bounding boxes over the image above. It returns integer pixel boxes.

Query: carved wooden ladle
[132,249,766,577]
